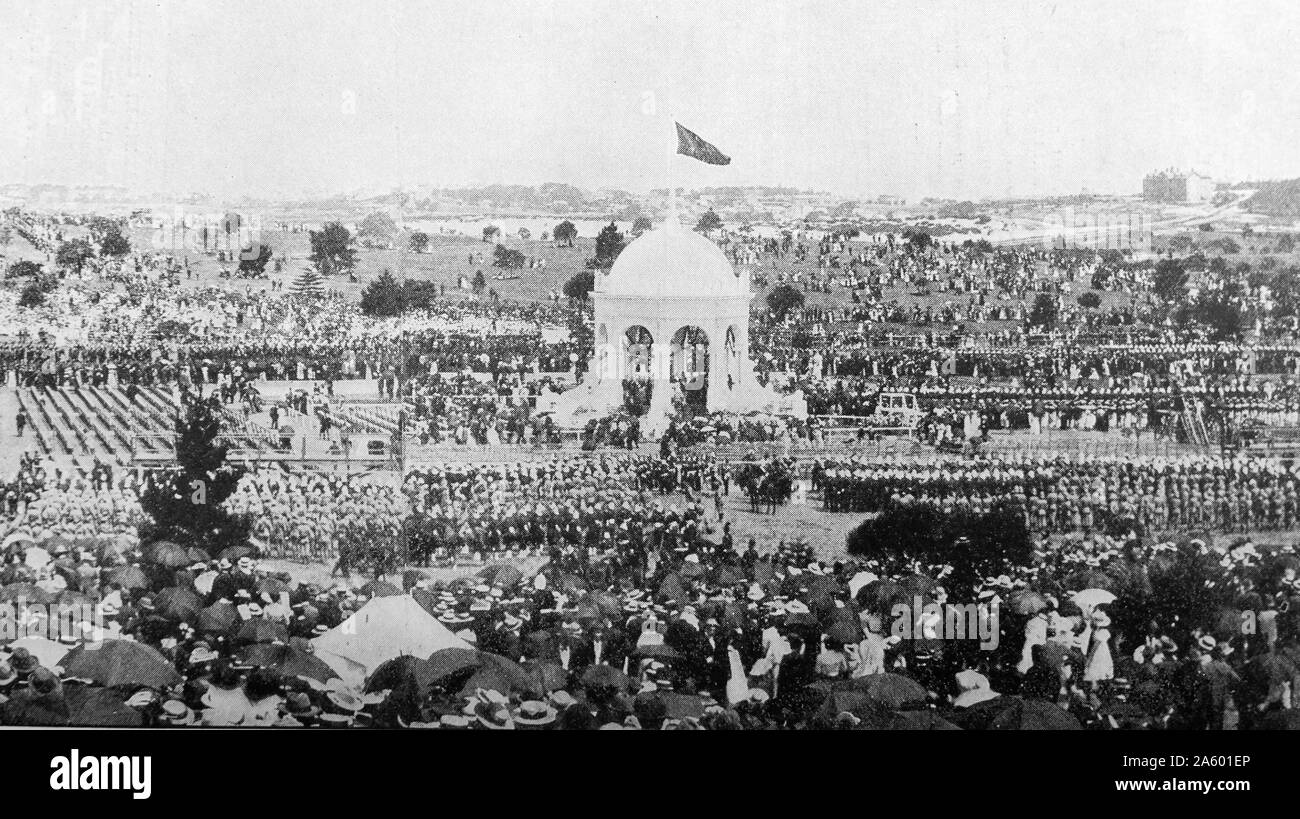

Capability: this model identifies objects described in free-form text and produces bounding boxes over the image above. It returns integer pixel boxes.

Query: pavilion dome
[601,219,742,299]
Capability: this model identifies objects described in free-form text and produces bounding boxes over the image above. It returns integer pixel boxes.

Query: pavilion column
[707,322,727,412]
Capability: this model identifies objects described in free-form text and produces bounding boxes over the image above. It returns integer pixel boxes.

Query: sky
[1,0,1298,201]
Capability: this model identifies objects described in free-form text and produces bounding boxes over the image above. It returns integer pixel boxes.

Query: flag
[676,122,730,165]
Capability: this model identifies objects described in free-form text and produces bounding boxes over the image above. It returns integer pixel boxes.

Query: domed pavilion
[544,217,806,434]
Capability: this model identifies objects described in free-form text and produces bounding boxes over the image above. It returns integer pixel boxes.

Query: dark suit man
[573,625,626,673]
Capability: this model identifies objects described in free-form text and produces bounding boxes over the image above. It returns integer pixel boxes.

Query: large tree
[55,238,95,274]
[1028,293,1059,330]
[586,222,625,270]
[408,231,429,253]
[88,216,131,257]
[563,270,595,302]
[1153,258,1188,302]
[5,260,43,280]
[308,222,357,276]
[631,215,653,238]
[553,220,578,247]
[695,209,723,234]
[137,393,251,556]
[766,283,805,320]
[359,269,406,317]
[846,502,1032,601]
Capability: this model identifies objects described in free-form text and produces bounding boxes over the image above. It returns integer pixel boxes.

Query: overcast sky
[1,0,1297,200]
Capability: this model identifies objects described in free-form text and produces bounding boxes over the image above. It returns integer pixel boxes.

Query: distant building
[1143,169,1215,203]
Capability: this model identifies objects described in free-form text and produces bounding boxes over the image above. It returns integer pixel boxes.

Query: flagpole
[666,112,678,226]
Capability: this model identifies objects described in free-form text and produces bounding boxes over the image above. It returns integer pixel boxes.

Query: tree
[766,283,805,320]
[472,269,486,294]
[308,222,357,276]
[1028,293,1058,330]
[553,220,578,247]
[563,270,595,302]
[237,243,274,276]
[357,212,398,246]
[18,282,47,308]
[137,393,250,556]
[587,222,625,270]
[408,231,429,253]
[631,216,653,238]
[55,238,94,274]
[1276,234,1295,253]
[904,229,933,253]
[517,227,531,240]
[359,269,406,317]
[493,244,526,268]
[1153,258,1188,301]
[695,209,723,234]
[482,225,501,243]
[845,502,1032,601]
[5,260,43,280]
[403,279,439,312]
[88,216,130,257]
[0,225,11,245]
[1076,291,1102,309]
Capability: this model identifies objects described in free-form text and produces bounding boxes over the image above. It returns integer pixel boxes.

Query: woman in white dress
[1084,610,1114,690]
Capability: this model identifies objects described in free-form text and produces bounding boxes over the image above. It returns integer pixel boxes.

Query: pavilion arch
[623,325,654,380]
[724,324,742,392]
[670,326,710,411]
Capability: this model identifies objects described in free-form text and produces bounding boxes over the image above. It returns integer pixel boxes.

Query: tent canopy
[310,595,472,686]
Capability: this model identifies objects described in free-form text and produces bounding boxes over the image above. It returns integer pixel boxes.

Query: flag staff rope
[666,111,679,226]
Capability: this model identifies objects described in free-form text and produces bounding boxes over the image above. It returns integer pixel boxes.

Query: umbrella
[1063,569,1116,592]
[579,664,632,692]
[154,587,203,622]
[857,580,902,612]
[657,573,686,604]
[1212,607,1245,641]
[218,546,253,561]
[255,577,290,598]
[897,574,937,600]
[678,562,705,579]
[186,547,210,564]
[1,533,34,552]
[107,565,149,591]
[1070,588,1116,613]
[478,563,523,589]
[235,619,289,645]
[632,644,681,662]
[358,580,401,598]
[523,660,570,694]
[1258,710,1300,730]
[59,640,182,689]
[143,541,191,568]
[425,647,483,682]
[711,565,743,586]
[56,590,96,608]
[458,653,533,696]
[989,698,1081,730]
[6,636,68,670]
[197,601,237,634]
[825,619,864,646]
[364,655,443,692]
[0,582,54,605]
[1007,589,1051,616]
[555,574,587,596]
[402,570,430,591]
[659,692,705,720]
[64,685,144,727]
[879,709,961,730]
[586,591,623,621]
[827,673,928,709]
[239,642,338,683]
